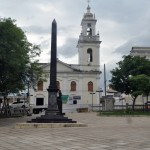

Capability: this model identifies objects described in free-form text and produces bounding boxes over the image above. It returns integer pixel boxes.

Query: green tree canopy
[0,18,43,97]
[110,55,150,110]
[129,74,150,102]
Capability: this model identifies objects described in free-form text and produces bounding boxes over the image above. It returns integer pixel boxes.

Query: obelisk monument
[28,19,76,123]
[46,19,59,114]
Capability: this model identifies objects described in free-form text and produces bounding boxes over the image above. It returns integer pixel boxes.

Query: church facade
[30,5,101,106]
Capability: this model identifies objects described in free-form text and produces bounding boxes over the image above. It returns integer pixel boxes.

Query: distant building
[29,4,102,105]
[130,47,150,60]
[130,46,150,103]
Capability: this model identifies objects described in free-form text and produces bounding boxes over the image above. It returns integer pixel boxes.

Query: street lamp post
[96,89,103,111]
[90,92,95,111]
[104,64,107,111]
[26,77,30,106]
[26,63,31,106]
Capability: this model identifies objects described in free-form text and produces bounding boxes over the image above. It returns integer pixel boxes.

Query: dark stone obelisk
[46,19,59,115]
[27,19,76,123]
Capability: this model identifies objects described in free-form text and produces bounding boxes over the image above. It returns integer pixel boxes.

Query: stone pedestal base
[27,113,76,123]
[15,122,87,129]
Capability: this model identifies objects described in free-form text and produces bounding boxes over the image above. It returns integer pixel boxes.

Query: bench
[76,108,89,113]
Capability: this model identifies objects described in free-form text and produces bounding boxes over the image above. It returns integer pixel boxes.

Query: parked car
[145,101,150,110]
[10,100,29,109]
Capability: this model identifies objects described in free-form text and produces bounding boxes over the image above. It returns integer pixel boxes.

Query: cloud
[40,39,50,50]
[114,31,150,55]
[0,0,150,88]
[58,37,78,58]
[95,0,150,23]
[22,25,50,35]
[36,37,78,63]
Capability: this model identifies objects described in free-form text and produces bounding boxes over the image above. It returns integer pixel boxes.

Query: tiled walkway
[0,112,150,150]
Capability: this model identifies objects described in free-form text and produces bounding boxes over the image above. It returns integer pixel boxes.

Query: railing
[79,35,99,41]
[62,104,149,112]
[0,107,31,116]
[1,104,149,115]
[91,104,149,112]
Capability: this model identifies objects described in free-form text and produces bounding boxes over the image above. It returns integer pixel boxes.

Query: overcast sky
[0,0,150,86]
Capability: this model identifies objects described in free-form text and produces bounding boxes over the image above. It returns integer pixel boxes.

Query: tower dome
[83,5,94,19]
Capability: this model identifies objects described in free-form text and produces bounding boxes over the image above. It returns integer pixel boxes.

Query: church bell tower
[77,4,101,68]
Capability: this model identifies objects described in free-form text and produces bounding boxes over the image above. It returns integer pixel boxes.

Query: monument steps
[27,114,77,123]
[27,120,76,123]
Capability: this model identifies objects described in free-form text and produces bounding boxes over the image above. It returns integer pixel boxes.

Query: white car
[10,101,29,108]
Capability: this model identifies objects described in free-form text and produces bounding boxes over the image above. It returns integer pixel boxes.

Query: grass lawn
[98,110,150,116]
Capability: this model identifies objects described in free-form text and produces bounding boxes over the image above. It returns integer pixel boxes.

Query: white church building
[29,5,101,106]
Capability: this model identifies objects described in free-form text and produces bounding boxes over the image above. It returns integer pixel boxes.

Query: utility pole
[104,64,107,111]
[90,92,95,111]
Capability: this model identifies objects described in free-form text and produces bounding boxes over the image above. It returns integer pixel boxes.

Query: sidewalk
[0,112,150,150]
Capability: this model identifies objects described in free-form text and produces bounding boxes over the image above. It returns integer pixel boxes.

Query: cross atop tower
[87,0,90,5]
[86,0,91,13]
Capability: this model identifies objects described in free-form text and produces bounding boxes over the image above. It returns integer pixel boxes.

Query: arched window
[70,81,76,91]
[57,81,60,89]
[87,28,92,36]
[37,81,43,91]
[87,48,93,62]
[87,23,92,36]
[88,81,93,92]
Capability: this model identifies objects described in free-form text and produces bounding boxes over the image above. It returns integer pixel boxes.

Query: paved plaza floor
[0,112,150,150]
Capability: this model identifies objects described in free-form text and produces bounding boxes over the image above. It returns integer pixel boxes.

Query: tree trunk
[146,95,149,112]
[132,97,137,111]
[146,95,148,103]
[1,96,11,116]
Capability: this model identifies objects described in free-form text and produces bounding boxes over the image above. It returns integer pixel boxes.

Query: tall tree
[129,75,150,102]
[110,55,150,110]
[0,18,43,115]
